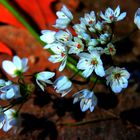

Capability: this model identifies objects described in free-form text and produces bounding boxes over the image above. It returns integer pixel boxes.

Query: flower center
[89,20,93,24]
[14,70,23,76]
[61,52,65,57]
[110,15,114,20]
[77,43,81,49]
[109,47,113,52]
[91,59,98,65]
[114,73,121,79]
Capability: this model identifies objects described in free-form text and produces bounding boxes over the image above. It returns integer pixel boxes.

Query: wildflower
[0,79,12,88]
[36,71,55,91]
[55,29,72,43]
[88,39,99,47]
[73,89,97,112]
[2,109,19,132]
[0,84,21,100]
[105,66,130,93]
[0,108,5,129]
[68,37,84,55]
[83,11,96,26]
[53,5,73,29]
[104,43,116,56]
[134,8,140,29]
[40,30,56,49]
[99,33,111,44]
[77,51,105,78]
[95,21,104,31]
[100,6,126,23]
[48,42,67,71]
[53,76,72,97]
[2,56,28,78]
[73,22,87,35]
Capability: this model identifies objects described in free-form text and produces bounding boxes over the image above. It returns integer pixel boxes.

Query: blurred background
[0,0,140,139]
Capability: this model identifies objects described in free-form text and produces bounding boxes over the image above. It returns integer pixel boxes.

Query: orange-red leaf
[0,42,12,56]
[0,4,25,29]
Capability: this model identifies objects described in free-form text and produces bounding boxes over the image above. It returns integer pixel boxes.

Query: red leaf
[0,42,12,56]
[15,0,56,29]
[0,4,25,29]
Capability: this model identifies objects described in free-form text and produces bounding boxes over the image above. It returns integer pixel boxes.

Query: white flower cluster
[40,5,131,112]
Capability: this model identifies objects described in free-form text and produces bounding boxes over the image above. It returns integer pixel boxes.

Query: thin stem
[90,76,98,91]
[16,102,24,114]
[3,104,15,112]
[69,70,80,80]
[57,116,119,126]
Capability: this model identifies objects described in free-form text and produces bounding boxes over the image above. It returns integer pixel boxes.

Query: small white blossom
[55,29,72,43]
[40,30,56,49]
[77,51,105,78]
[105,66,130,93]
[100,6,126,23]
[134,8,140,29]
[88,46,104,55]
[2,56,28,78]
[0,108,5,129]
[83,11,96,26]
[36,71,55,91]
[88,39,99,47]
[53,76,72,97]
[0,84,21,100]
[73,89,97,112]
[104,43,116,56]
[95,21,104,31]
[68,37,84,55]
[99,33,111,44]
[2,109,19,132]
[48,42,67,71]
[0,79,12,88]
[53,5,73,29]
[73,23,87,34]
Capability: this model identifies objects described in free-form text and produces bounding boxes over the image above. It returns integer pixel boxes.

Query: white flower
[0,84,21,100]
[88,39,99,47]
[73,89,97,112]
[2,109,18,132]
[134,8,140,29]
[55,29,72,43]
[104,43,116,56]
[73,22,87,34]
[99,33,111,44]
[77,51,105,78]
[88,46,104,55]
[53,5,73,29]
[100,6,126,23]
[48,42,67,71]
[83,11,96,26]
[36,71,55,91]
[40,30,56,49]
[68,37,84,55]
[53,76,72,97]
[105,66,130,93]
[95,21,104,31]
[0,108,5,129]
[0,79,12,88]
[2,56,28,78]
